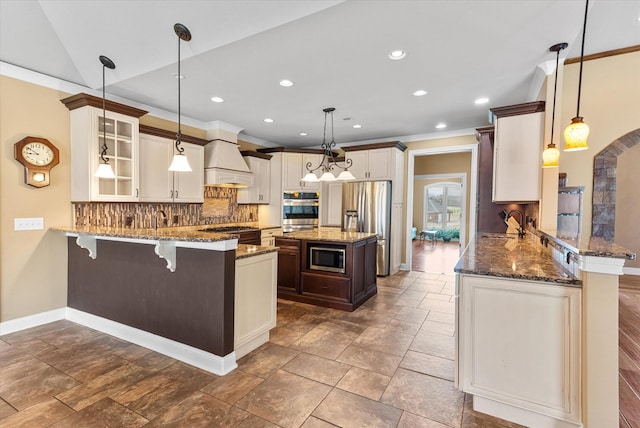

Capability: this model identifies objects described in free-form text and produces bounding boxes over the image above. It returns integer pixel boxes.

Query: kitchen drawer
[301,273,350,301]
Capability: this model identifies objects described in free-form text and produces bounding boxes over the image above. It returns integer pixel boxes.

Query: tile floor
[0,271,525,427]
[1,273,637,427]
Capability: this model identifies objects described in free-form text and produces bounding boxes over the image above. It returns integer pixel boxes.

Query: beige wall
[0,76,72,321]
[616,144,640,269]
[553,51,640,238]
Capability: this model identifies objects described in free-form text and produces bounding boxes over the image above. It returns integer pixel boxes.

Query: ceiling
[1,0,639,148]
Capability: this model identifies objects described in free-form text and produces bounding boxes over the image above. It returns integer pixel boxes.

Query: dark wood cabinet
[278,236,377,311]
[275,237,301,296]
[238,230,261,245]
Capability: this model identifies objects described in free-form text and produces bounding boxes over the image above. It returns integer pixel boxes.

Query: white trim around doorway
[404,144,478,272]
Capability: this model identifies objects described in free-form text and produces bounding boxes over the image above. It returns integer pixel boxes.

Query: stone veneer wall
[73,187,258,228]
[592,128,640,241]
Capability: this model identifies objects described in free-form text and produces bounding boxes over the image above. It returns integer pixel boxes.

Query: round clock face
[22,142,55,166]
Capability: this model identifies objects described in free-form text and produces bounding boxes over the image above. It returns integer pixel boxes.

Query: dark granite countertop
[236,244,279,259]
[454,233,581,286]
[537,230,636,260]
[52,225,239,243]
[281,227,377,243]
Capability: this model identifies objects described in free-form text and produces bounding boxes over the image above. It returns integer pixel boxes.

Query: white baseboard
[0,307,237,375]
[65,308,237,375]
[623,267,640,276]
[0,308,66,335]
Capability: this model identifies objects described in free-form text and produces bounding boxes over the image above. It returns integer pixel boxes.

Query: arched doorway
[592,128,640,241]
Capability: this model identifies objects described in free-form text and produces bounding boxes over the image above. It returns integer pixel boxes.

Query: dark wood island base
[276,233,377,311]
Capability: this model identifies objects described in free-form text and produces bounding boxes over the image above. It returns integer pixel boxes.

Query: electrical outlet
[15,217,44,231]
[173,215,179,225]
[125,216,133,227]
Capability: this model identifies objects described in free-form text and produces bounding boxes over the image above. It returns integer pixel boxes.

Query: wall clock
[14,136,60,188]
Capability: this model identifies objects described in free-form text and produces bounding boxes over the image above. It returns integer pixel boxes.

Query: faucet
[507,210,526,238]
[153,210,168,230]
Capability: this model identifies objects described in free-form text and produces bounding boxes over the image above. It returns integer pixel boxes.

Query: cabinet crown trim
[61,93,148,118]
[139,124,209,146]
[490,101,545,118]
[341,141,407,152]
[257,147,331,155]
[241,150,272,160]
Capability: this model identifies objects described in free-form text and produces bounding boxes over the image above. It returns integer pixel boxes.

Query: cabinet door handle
[170,190,173,198]
[136,188,139,197]
[175,190,179,199]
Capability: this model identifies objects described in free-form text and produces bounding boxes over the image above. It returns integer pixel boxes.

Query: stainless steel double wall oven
[282,192,319,232]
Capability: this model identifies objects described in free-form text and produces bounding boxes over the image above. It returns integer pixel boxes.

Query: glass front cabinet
[62,93,147,202]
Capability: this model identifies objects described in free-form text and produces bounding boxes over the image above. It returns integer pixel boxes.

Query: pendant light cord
[175,33,184,154]
[101,63,109,164]
[551,48,560,145]
[575,0,589,118]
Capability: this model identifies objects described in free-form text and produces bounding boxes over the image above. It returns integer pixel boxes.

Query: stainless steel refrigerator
[341,181,392,276]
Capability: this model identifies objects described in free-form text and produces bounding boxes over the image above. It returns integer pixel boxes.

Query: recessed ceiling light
[299,132,308,136]
[413,90,427,97]
[353,124,362,129]
[388,49,406,60]
[436,123,447,129]
[172,72,185,79]
[474,97,489,105]
[263,118,274,123]
[279,79,294,87]
[210,96,224,103]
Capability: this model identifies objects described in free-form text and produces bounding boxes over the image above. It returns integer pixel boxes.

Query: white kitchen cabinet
[343,143,406,203]
[457,274,581,427]
[282,152,321,191]
[260,227,282,247]
[491,102,544,202]
[238,153,270,204]
[234,251,278,358]
[320,181,343,226]
[139,133,204,203]
[346,148,392,180]
[68,106,141,202]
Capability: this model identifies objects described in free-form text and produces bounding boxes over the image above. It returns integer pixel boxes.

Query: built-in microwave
[309,245,346,274]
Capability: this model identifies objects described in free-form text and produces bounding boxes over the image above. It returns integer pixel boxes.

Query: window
[424,182,461,230]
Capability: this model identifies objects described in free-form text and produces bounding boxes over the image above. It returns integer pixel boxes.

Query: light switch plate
[14,217,44,231]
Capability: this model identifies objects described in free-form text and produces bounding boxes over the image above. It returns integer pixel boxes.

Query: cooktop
[198,226,257,233]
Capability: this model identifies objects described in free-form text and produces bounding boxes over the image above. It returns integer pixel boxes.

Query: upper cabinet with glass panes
[61,93,147,202]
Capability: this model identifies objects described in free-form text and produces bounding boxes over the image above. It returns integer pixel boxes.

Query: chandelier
[302,107,355,182]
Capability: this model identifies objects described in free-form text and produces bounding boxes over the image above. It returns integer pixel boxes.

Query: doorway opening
[404,144,478,273]
[411,174,466,273]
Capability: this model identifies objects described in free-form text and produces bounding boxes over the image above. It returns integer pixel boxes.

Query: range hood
[204,139,253,188]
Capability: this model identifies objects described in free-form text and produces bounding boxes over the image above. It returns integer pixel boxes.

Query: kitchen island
[455,232,635,428]
[276,228,378,311]
[53,225,278,375]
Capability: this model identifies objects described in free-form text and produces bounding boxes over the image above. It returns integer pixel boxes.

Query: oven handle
[283,200,319,206]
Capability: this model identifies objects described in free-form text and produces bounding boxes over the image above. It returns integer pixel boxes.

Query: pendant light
[302,107,355,182]
[168,23,192,172]
[542,42,568,168]
[564,0,590,151]
[95,55,117,179]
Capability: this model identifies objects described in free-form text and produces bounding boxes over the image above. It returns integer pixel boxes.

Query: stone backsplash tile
[73,186,258,228]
